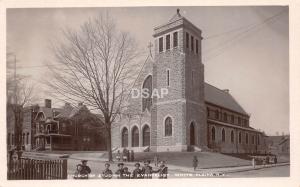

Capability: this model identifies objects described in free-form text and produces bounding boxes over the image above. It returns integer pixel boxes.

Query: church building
[111,9,267,154]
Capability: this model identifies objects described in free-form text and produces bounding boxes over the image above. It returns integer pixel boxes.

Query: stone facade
[111,10,267,153]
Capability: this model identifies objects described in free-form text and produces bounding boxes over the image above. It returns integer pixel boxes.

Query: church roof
[204,83,248,116]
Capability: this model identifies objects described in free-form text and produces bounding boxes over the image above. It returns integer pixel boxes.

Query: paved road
[227,165,290,177]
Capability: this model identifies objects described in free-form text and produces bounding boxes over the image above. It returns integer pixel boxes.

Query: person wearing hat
[74,160,91,179]
[122,167,131,179]
[153,161,168,179]
[131,162,143,179]
[101,163,113,179]
[115,162,125,179]
[141,160,153,179]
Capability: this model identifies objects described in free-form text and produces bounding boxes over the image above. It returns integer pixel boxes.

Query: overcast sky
[6,6,289,135]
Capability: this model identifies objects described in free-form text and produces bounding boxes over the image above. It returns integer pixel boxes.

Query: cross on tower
[147,41,153,57]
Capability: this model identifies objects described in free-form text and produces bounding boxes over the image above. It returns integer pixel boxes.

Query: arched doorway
[121,127,128,147]
[190,122,195,146]
[132,126,139,147]
[142,125,150,146]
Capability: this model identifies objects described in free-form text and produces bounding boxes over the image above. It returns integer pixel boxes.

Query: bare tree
[7,52,36,151]
[46,13,141,161]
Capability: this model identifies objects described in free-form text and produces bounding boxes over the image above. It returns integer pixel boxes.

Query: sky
[6,6,289,136]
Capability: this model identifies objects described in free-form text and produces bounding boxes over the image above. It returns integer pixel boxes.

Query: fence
[8,157,67,180]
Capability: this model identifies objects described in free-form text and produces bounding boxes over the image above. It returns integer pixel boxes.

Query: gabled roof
[204,83,248,115]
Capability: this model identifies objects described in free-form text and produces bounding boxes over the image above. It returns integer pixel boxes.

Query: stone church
[111,10,267,154]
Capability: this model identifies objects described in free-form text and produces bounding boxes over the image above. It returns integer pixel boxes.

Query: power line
[203,8,287,41]
[203,8,287,62]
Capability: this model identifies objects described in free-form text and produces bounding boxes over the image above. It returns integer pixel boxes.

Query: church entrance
[190,122,195,146]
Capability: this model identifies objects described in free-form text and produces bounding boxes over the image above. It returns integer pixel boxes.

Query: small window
[231,130,234,143]
[26,132,29,144]
[211,127,216,141]
[238,132,242,144]
[207,108,210,118]
[191,36,194,51]
[251,135,255,144]
[231,115,234,123]
[222,129,226,142]
[196,39,199,54]
[165,117,172,136]
[246,133,249,144]
[166,70,170,86]
[238,117,241,125]
[166,34,170,50]
[257,135,260,145]
[223,113,227,122]
[215,110,219,119]
[159,37,163,52]
[186,32,189,49]
[173,32,178,48]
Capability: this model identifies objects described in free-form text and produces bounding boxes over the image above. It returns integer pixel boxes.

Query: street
[227,165,290,177]
[67,158,289,179]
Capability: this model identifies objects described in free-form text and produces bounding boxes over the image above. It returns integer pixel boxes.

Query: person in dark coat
[74,160,91,179]
[122,148,128,162]
[153,161,168,179]
[115,163,124,179]
[101,163,113,179]
[192,156,198,171]
[123,167,131,179]
[141,160,153,179]
[131,163,143,179]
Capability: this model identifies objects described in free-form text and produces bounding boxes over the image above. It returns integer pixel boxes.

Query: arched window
[142,125,150,146]
[222,128,226,142]
[26,133,29,144]
[142,75,152,112]
[246,133,249,144]
[238,132,242,144]
[132,126,139,147]
[190,122,195,146]
[211,127,216,141]
[231,130,234,143]
[165,117,172,136]
[121,128,128,147]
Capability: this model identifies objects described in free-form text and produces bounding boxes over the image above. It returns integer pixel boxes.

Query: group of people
[103,160,168,179]
[115,149,134,162]
[74,159,168,179]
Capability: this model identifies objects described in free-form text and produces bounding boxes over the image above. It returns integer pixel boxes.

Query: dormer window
[173,32,178,48]
[166,34,170,50]
[159,37,163,52]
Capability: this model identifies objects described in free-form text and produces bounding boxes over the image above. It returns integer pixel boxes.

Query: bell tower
[151,9,207,152]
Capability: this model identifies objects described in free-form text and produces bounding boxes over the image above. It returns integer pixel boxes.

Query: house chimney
[45,99,52,108]
[223,89,229,93]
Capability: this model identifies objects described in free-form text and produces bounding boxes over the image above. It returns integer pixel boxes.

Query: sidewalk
[68,153,289,175]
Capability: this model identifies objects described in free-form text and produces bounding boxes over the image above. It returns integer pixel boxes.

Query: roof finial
[177,8,180,14]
